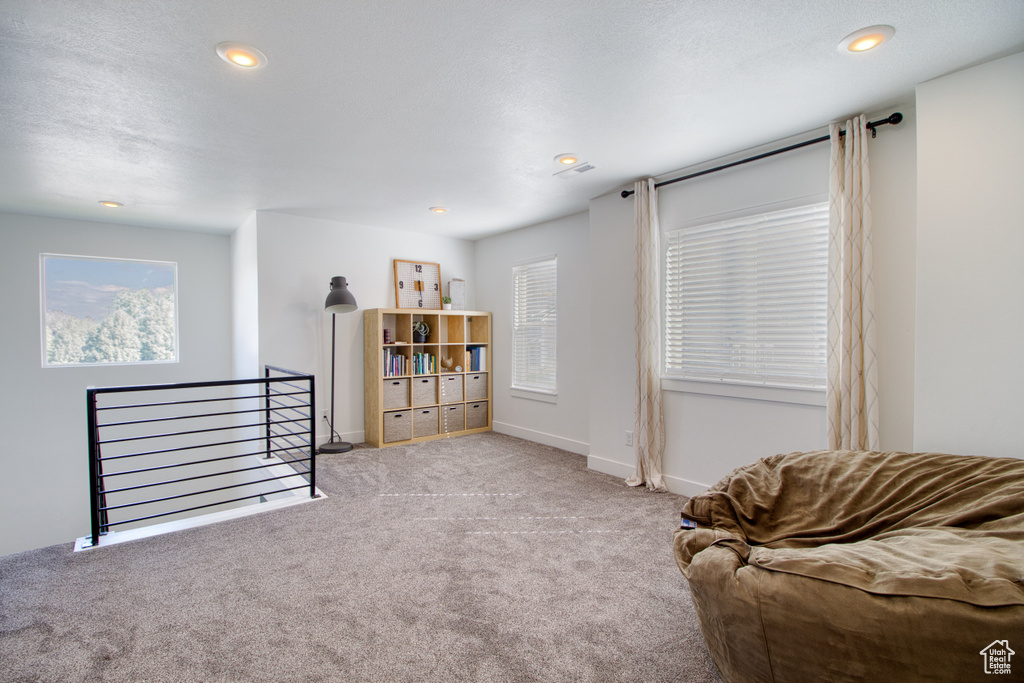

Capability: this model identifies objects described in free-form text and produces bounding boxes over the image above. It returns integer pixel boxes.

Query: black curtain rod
[621,112,903,199]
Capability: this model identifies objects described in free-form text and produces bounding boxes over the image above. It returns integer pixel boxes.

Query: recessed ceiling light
[99,200,122,208]
[555,154,579,165]
[429,206,449,214]
[839,25,895,53]
[216,42,268,69]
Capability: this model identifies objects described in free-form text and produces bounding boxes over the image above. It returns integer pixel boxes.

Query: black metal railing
[85,365,316,547]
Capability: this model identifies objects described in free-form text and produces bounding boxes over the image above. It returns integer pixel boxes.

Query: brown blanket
[676,449,1024,606]
[673,450,1024,682]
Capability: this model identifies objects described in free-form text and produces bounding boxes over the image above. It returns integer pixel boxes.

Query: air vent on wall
[553,163,596,180]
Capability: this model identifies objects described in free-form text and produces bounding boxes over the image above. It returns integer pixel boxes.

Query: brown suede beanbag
[674,450,1024,682]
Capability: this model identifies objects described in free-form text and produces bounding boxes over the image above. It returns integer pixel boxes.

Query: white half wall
[0,212,233,556]
[250,211,475,446]
[914,51,1024,459]
[474,212,591,454]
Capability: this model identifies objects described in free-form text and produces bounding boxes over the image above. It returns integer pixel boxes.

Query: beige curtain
[827,115,880,451]
[627,178,667,491]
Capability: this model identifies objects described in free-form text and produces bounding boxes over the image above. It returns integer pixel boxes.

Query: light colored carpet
[0,432,720,682]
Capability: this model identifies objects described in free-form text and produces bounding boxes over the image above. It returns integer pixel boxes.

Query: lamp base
[319,440,354,454]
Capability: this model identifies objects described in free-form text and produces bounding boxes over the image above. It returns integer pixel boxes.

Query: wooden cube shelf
[364,308,491,447]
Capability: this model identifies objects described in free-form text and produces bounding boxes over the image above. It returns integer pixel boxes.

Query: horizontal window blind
[664,202,828,389]
[512,256,557,393]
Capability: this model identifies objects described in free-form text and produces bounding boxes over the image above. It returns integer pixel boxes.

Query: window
[41,254,179,367]
[664,202,828,389]
[512,255,557,395]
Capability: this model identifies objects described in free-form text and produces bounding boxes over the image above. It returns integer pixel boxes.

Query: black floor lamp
[320,276,358,454]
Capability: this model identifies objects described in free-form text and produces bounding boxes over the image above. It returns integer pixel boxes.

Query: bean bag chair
[673,450,1024,682]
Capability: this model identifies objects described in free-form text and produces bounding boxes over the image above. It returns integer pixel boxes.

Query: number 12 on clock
[393,259,442,309]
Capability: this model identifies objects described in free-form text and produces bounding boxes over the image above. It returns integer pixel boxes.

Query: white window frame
[511,255,557,401]
[662,199,828,405]
[40,253,180,368]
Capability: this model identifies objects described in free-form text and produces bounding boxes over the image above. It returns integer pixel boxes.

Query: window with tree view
[41,254,178,367]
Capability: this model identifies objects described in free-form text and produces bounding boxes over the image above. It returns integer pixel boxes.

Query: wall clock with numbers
[393,259,442,309]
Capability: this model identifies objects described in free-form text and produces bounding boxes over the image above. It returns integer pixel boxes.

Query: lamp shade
[325,276,357,314]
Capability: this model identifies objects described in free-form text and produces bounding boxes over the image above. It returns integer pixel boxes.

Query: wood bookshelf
[363,308,491,447]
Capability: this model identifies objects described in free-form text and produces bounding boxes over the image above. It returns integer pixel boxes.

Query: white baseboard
[586,453,635,480]
[492,421,589,456]
[662,474,710,498]
[76,485,326,552]
[586,453,710,498]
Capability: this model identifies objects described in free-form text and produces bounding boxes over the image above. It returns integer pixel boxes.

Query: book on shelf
[411,352,436,375]
[465,346,487,372]
[383,346,408,377]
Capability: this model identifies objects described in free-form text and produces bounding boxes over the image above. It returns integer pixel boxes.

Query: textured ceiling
[0,1,1021,240]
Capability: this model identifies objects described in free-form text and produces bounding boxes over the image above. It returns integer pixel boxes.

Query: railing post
[308,374,317,498]
[86,388,101,547]
[264,366,272,459]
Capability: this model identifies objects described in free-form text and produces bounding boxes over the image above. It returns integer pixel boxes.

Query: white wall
[0,212,233,556]
[250,211,476,446]
[914,51,1024,459]
[231,212,260,380]
[587,106,919,493]
[587,189,642,478]
[473,212,591,453]
[869,107,919,452]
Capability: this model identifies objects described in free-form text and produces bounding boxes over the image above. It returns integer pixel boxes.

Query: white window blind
[664,202,828,389]
[512,256,557,393]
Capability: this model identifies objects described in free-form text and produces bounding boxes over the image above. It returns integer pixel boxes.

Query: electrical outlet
[625,431,633,446]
